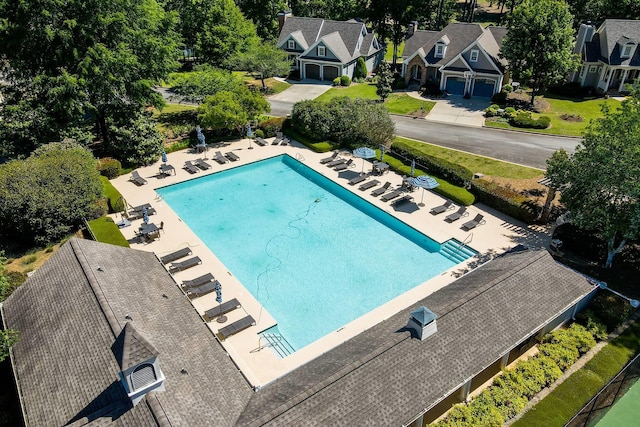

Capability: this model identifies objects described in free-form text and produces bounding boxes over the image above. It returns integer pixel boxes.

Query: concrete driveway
[423,95,490,127]
[268,79,333,103]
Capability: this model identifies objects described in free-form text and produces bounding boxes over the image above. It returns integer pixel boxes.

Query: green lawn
[316,84,435,115]
[232,71,291,95]
[384,40,405,62]
[156,103,197,114]
[87,217,130,247]
[512,321,640,427]
[485,96,621,136]
[100,176,124,212]
[394,136,543,178]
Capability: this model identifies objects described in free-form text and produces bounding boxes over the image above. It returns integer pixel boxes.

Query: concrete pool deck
[109,138,552,387]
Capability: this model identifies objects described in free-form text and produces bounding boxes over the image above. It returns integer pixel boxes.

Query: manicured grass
[316,84,436,115]
[394,136,543,179]
[87,217,130,247]
[485,96,621,136]
[155,103,197,115]
[100,176,124,212]
[232,71,291,95]
[512,321,640,427]
[384,40,404,62]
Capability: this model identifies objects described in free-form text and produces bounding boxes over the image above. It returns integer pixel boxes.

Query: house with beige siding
[402,22,508,97]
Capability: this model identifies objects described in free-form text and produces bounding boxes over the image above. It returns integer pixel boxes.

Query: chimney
[574,21,596,54]
[407,306,437,341]
[277,10,292,35]
[408,21,418,38]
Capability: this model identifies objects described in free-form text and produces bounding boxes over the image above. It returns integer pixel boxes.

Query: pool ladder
[261,333,296,358]
[295,152,305,161]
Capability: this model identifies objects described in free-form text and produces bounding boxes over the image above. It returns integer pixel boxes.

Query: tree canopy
[0,142,105,245]
[231,43,291,90]
[545,91,640,267]
[236,0,288,41]
[376,61,393,101]
[0,0,179,159]
[167,66,243,103]
[501,0,580,104]
[199,85,270,135]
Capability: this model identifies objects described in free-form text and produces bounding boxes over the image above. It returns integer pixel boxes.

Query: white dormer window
[622,43,634,58]
[470,50,479,62]
[318,46,326,57]
[287,40,295,49]
[435,44,444,57]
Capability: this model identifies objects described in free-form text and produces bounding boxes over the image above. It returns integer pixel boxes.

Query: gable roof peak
[113,322,159,371]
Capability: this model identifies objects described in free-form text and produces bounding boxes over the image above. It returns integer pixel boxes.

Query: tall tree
[199,85,270,135]
[376,61,393,101]
[231,43,291,90]
[368,0,423,67]
[168,66,242,103]
[0,253,19,363]
[0,0,179,151]
[501,0,581,105]
[545,90,640,268]
[236,0,288,41]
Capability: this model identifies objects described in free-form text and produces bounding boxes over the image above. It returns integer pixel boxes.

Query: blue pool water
[157,155,474,352]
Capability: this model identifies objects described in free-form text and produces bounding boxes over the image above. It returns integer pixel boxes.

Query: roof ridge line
[70,238,122,337]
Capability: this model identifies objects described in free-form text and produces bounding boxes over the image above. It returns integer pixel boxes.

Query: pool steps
[439,240,477,264]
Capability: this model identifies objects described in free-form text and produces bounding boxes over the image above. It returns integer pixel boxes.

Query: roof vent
[407,306,437,341]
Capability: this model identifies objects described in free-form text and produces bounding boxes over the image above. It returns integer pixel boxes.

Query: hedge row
[470,179,540,223]
[433,323,598,427]
[391,140,473,186]
[510,113,551,129]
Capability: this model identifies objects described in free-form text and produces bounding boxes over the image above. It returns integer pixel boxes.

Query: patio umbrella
[246,123,253,138]
[161,149,167,164]
[142,206,149,224]
[353,147,376,173]
[412,175,439,207]
[410,159,415,177]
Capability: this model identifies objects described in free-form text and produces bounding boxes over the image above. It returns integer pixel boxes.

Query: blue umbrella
[353,147,376,173]
[161,149,167,164]
[410,159,415,177]
[196,125,206,145]
[142,206,150,224]
[412,175,439,207]
[215,282,222,303]
[246,123,253,138]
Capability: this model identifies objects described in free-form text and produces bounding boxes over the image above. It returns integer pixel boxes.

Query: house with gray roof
[2,239,596,426]
[571,20,640,93]
[402,22,508,97]
[276,12,384,81]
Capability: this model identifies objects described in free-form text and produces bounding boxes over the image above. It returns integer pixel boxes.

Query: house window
[470,50,479,62]
[318,46,326,57]
[435,44,444,57]
[588,65,597,73]
[622,44,634,58]
[287,40,295,49]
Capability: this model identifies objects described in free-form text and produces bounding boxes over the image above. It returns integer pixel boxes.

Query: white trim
[457,43,502,73]
[287,40,295,49]
[470,49,479,62]
[318,46,326,57]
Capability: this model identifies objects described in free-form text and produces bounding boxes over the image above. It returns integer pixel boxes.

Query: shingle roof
[237,250,595,426]
[3,238,252,427]
[278,16,382,63]
[113,322,159,371]
[403,29,438,59]
[598,19,640,66]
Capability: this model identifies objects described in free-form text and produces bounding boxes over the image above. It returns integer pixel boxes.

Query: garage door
[323,66,339,81]
[445,77,465,95]
[473,79,495,97]
[305,64,320,80]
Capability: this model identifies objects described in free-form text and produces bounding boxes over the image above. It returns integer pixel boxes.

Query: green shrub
[582,292,634,331]
[510,112,551,129]
[538,343,579,371]
[502,84,513,92]
[535,355,564,384]
[503,107,517,119]
[258,117,286,138]
[485,104,500,117]
[391,140,473,186]
[353,57,367,80]
[333,77,341,86]
[470,179,539,223]
[474,385,528,420]
[97,157,122,179]
[254,129,265,138]
[394,79,406,90]
[340,75,351,86]
[492,90,508,104]
[100,176,124,213]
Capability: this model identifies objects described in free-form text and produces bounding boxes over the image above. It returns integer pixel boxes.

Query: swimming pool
[157,155,475,353]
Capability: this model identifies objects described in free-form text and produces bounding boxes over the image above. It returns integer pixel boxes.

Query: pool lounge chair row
[126,207,156,220]
[168,256,202,273]
[185,278,221,299]
[181,272,214,290]
[204,298,242,322]
[129,171,148,186]
[160,247,192,264]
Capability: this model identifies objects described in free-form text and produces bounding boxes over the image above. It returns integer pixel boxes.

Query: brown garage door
[305,64,320,80]
[323,66,339,81]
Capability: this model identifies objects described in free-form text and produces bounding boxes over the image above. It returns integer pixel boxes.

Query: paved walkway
[109,139,552,387]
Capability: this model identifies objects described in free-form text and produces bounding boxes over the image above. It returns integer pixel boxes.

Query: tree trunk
[605,237,627,268]
[530,86,536,106]
[437,0,444,28]
[392,43,398,67]
[539,187,556,223]
[260,74,267,90]
[97,111,109,145]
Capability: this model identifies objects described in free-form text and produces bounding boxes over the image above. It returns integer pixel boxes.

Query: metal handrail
[458,232,473,250]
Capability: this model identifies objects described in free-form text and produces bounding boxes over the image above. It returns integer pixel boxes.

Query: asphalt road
[391,115,581,170]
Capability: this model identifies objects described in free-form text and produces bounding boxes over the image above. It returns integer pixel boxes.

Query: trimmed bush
[332,77,341,86]
[485,104,500,117]
[492,90,508,104]
[503,106,517,118]
[254,129,264,138]
[353,57,367,80]
[510,112,551,129]
[258,117,286,138]
[340,75,351,86]
[97,157,122,179]
[502,84,513,92]
[470,179,539,223]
